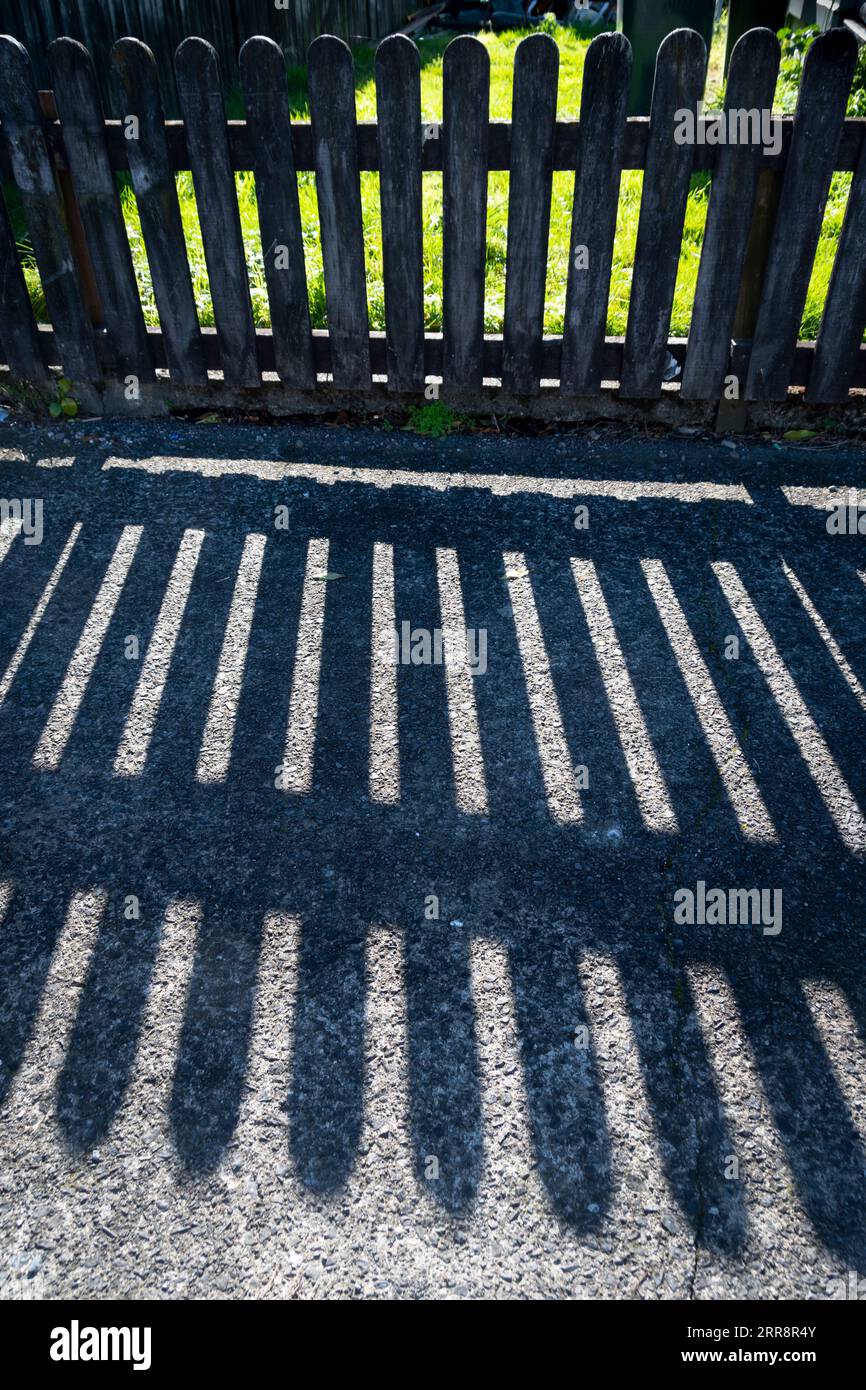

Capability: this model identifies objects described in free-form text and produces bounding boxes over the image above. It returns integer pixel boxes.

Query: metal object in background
[814,2,842,32]
[786,1,817,23]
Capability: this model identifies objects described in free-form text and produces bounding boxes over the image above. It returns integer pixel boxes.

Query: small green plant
[776,25,866,116]
[49,377,78,419]
[407,400,458,438]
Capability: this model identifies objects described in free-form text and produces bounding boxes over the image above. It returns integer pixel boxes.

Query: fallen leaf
[782,429,816,441]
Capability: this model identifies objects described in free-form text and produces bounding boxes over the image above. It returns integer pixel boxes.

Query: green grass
[12,19,861,345]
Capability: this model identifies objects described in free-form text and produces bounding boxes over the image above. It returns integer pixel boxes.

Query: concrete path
[0,417,865,1299]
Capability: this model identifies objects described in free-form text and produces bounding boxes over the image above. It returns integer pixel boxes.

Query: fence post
[714,167,782,432]
[37,89,103,328]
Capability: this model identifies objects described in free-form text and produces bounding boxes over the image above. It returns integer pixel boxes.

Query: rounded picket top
[0,31,32,82]
[307,34,358,132]
[48,35,94,79]
[375,30,421,80]
[512,28,560,114]
[175,35,224,105]
[0,33,43,127]
[48,37,107,128]
[726,23,781,79]
[239,34,291,117]
[443,31,490,85]
[307,32,354,83]
[375,31,422,151]
[110,37,163,126]
[647,27,708,131]
[653,25,708,75]
[797,24,858,111]
[111,35,159,81]
[584,27,633,89]
[239,33,285,91]
[657,24,708,49]
[514,28,559,62]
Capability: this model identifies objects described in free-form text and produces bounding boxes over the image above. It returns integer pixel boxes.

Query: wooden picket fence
[0,24,865,416]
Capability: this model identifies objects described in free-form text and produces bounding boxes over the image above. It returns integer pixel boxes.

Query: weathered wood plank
[48,38,156,385]
[0,35,100,381]
[175,36,260,387]
[681,28,780,401]
[48,39,155,386]
[746,28,857,401]
[620,28,707,398]
[560,31,631,396]
[502,32,558,396]
[48,38,155,383]
[375,33,424,393]
[442,35,489,393]
[110,38,207,385]
[240,35,315,390]
[808,118,866,402]
[0,183,48,380]
[308,35,370,390]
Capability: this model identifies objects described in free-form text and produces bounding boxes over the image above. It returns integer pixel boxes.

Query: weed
[407,401,458,438]
[49,377,78,419]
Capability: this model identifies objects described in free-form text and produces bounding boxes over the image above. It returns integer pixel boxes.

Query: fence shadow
[0,424,865,1265]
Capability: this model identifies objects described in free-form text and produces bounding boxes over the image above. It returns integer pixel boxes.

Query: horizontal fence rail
[0,25,865,411]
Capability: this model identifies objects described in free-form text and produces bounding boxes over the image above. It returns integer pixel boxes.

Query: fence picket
[0,190,47,380]
[560,31,631,396]
[376,34,424,394]
[620,28,707,399]
[443,35,489,394]
[745,29,857,402]
[48,39,154,385]
[681,28,780,401]
[110,38,206,385]
[175,36,260,388]
[308,35,370,390]
[808,133,866,403]
[502,33,558,397]
[0,36,99,381]
[240,35,315,390]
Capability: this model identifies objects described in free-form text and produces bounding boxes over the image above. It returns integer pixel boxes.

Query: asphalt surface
[0,415,865,1300]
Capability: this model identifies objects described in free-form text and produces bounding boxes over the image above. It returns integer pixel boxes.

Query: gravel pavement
[0,416,865,1300]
